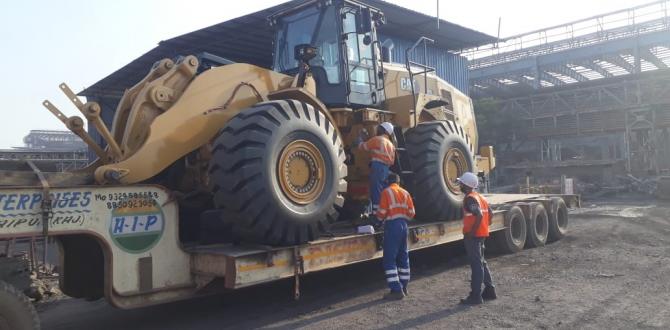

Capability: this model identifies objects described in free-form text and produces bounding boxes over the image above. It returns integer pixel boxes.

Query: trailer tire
[405,121,475,221]
[547,197,568,242]
[209,100,347,245]
[525,202,549,248]
[492,205,527,254]
[0,281,40,330]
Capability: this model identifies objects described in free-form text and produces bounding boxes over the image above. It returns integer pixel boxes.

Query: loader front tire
[209,100,347,245]
[0,281,40,330]
[405,121,475,221]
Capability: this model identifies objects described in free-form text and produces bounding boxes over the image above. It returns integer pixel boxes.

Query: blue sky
[0,0,652,148]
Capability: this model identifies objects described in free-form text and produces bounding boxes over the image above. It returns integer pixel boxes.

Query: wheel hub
[278,140,325,204]
[443,148,468,195]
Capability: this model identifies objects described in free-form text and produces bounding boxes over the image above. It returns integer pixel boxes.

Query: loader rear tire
[0,281,40,330]
[492,205,527,254]
[547,197,568,242]
[405,121,475,221]
[525,202,549,248]
[209,100,347,245]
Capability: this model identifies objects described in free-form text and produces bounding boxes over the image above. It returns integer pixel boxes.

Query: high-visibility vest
[359,135,395,166]
[376,183,415,221]
[462,191,491,237]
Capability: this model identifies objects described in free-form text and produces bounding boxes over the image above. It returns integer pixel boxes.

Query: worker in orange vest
[375,172,415,300]
[457,172,497,305]
[357,122,396,215]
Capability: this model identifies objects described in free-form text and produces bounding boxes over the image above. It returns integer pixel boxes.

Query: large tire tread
[209,100,346,245]
[0,280,40,330]
[405,121,475,221]
[547,197,569,242]
[525,202,549,248]
[492,205,527,254]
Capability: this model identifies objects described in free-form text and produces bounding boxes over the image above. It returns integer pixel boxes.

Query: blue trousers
[464,237,494,295]
[369,161,389,212]
[383,219,410,292]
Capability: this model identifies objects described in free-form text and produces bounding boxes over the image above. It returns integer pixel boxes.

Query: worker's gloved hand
[358,128,369,140]
[354,128,369,148]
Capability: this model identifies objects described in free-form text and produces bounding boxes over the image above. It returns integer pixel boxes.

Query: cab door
[341,7,381,108]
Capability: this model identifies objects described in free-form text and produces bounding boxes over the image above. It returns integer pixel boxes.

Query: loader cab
[271,0,385,108]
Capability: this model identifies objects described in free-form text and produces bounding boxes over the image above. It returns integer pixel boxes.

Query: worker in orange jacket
[375,172,415,300]
[357,122,396,215]
[457,172,497,305]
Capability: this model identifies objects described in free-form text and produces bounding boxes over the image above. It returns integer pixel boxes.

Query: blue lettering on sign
[69,192,81,207]
[111,215,163,235]
[29,194,41,209]
[113,217,125,234]
[132,216,139,231]
[145,215,158,231]
[57,192,72,208]
[0,191,94,213]
[16,195,30,210]
[80,192,92,207]
[4,195,17,211]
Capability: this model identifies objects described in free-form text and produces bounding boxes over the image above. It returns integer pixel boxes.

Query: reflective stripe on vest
[376,184,415,221]
[360,136,395,165]
[462,191,491,237]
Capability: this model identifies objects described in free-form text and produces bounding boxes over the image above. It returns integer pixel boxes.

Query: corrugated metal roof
[80,0,495,98]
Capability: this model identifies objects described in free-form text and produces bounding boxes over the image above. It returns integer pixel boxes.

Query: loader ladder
[392,126,414,192]
[405,36,436,124]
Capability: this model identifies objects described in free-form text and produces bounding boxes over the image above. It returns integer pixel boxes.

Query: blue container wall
[379,33,470,95]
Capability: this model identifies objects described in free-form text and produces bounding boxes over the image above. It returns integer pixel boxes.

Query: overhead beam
[514,75,538,89]
[639,48,668,69]
[539,72,565,87]
[551,65,589,82]
[578,60,614,78]
[603,55,637,74]
[482,79,514,95]
[470,29,670,80]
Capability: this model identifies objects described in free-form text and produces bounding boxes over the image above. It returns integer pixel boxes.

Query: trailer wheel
[492,205,527,254]
[405,121,475,221]
[525,202,549,248]
[209,100,347,245]
[547,197,568,242]
[0,281,40,330]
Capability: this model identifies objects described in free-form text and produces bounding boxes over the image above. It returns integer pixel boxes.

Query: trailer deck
[189,194,580,297]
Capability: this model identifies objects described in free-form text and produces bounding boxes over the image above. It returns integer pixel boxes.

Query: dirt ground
[38,197,670,329]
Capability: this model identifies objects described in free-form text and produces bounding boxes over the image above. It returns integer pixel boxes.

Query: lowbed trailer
[0,184,578,309]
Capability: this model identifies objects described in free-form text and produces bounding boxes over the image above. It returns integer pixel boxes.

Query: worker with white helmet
[457,172,497,305]
[357,122,396,216]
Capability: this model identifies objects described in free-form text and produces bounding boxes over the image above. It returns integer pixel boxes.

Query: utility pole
[436,0,440,29]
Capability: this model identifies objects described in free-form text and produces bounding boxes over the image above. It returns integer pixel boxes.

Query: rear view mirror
[358,8,373,34]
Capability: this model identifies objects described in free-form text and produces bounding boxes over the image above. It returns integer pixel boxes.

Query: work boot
[383,291,405,300]
[481,286,497,300]
[460,293,483,305]
[402,286,409,296]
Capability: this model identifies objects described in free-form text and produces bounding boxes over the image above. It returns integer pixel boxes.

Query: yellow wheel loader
[30,0,494,246]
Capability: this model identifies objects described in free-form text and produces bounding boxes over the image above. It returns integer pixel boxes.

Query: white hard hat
[380,122,394,135]
[456,172,479,189]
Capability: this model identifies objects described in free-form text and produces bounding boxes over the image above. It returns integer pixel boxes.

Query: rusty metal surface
[191,211,508,289]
